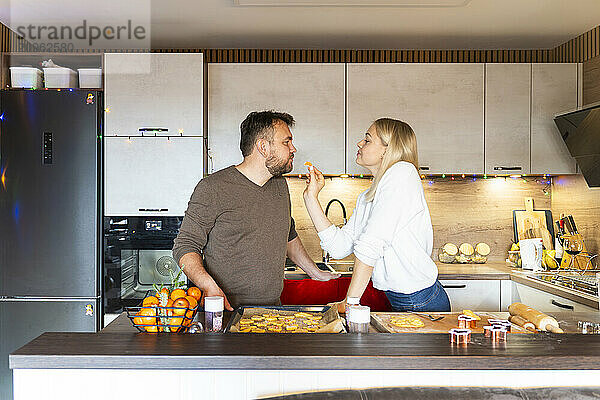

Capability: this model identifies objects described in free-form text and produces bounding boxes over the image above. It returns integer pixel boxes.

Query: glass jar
[204,296,224,332]
[347,305,370,334]
[345,297,360,315]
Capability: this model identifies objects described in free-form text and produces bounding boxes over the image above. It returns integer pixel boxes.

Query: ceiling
[2,0,600,50]
[148,0,600,49]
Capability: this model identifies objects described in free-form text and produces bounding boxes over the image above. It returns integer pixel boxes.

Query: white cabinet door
[440,280,501,311]
[531,63,578,174]
[485,64,531,175]
[208,63,345,174]
[104,137,204,216]
[511,282,597,312]
[347,63,485,175]
[104,53,204,136]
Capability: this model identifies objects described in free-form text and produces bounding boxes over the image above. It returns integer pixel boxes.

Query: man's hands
[287,237,340,282]
[307,268,340,282]
[200,276,234,311]
[180,252,234,311]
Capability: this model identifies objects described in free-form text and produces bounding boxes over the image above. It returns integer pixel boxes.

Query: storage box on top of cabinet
[44,67,77,88]
[103,53,204,137]
[10,67,43,88]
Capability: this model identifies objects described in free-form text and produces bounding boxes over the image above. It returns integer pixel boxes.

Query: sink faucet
[323,199,347,263]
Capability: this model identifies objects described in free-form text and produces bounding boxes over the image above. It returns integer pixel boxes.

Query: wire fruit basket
[126,305,198,333]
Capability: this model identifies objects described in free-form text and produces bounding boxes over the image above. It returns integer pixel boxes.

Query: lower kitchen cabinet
[440,280,502,312]
[510,282,597,313]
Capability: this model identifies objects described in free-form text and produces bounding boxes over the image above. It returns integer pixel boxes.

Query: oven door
[103,216,186,313]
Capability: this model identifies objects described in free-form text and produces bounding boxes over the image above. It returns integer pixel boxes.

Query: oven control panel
[145,220,162,231]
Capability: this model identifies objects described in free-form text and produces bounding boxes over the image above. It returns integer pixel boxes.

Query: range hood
[554,103,600,187]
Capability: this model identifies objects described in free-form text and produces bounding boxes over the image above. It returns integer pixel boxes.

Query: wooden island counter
[9,311,600,399]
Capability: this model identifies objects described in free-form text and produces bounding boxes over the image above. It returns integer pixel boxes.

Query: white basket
[44,67,77,88]
[78,68,102,88]
[10,67,43,88]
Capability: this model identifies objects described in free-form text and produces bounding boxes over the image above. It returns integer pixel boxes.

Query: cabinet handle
[208,149,215,174]
[441,284,467,289]
[419,166,430,171]
[138,208,169,212]
[551,299,574,310]
[493,166,522,171]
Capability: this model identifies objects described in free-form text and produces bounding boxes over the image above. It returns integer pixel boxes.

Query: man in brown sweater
[172,111,338,310]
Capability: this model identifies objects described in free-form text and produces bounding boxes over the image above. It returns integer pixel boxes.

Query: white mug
[519,238,543,271]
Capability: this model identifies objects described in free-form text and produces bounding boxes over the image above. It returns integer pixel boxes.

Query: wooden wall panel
[287,176,551,262]
[551,175,600,255]
[583,55,600,106]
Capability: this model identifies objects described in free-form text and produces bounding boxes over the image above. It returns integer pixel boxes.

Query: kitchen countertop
[11,311,600,371]
[510,272,599,309]
[436,261,512,279]
[286,260,599,308]
[285,260,513,280]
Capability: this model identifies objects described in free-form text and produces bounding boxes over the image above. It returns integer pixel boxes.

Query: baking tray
[224,305,332,333]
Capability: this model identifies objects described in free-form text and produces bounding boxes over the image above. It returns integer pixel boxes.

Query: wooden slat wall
[0,23,33,52]
[554,25,600,63]
[166,48,555,63]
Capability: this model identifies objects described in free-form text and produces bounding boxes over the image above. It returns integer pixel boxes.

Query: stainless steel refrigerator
[0,90,102,400]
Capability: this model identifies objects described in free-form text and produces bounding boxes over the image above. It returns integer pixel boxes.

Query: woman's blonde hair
[364,118,419,202]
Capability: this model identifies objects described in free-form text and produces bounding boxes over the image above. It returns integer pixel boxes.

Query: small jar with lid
[347,305,370,334]
[345,297,360,315]
[204,296,224,333]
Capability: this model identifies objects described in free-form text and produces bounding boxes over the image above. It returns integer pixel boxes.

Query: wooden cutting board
[370,312,530,334]
[513,197,554,249]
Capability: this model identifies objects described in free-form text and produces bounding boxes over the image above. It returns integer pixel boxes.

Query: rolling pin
[508,302,564,333]
[508,315,536,332]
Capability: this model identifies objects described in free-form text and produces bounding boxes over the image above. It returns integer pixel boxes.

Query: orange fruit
[142,296,159,307]
[187,287,202,301]
[185,295,198,309]
[138,307,157,332]
[133,312,143,327]
[170,288,187,301]
[159,287,170,297]
[185,295,198,319]
[168,316,184,332]
[172,297,189,316]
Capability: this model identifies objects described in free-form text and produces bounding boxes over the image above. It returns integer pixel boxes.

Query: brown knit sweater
[172,166,297,307]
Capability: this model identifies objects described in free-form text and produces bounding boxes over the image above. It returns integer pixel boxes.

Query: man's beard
[266,152,293,177]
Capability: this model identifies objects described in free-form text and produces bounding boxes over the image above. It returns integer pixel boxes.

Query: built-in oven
[103,216,187,313]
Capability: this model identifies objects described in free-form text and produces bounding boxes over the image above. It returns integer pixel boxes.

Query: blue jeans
[385,280,451,312]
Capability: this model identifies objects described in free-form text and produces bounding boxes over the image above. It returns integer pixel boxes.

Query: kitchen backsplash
[286,176,552,262]
[552,175,600,255]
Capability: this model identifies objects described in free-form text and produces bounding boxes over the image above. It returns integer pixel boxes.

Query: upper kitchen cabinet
[347,64,485,175]
[104,136,204,216]
[208,63,345,174]
[485,63,531,175]
[531,63,578,175]
[104,53,204,136]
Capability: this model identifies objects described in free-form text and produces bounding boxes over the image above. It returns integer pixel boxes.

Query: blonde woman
[303,118,450,312]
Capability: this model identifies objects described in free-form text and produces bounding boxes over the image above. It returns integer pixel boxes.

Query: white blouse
[318,161,438,294]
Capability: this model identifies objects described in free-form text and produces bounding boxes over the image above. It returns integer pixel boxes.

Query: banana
[545,254,559,270]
